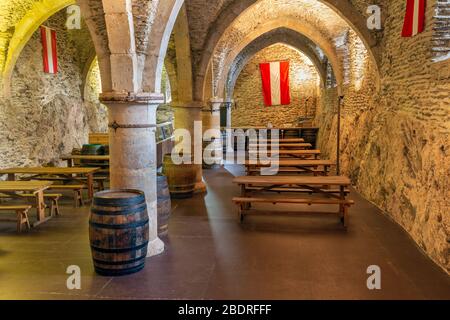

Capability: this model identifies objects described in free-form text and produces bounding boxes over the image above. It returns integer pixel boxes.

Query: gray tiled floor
[0,166,449,300]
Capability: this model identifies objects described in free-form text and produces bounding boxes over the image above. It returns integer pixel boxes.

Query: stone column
[100,92,165,258]
[202,98,223,168]
[171,101,206,193]
[224,99,233,128]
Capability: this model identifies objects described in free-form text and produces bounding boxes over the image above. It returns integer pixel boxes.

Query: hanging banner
[402,0,426,37]
[259,61,290,106]
[40,26,58,74]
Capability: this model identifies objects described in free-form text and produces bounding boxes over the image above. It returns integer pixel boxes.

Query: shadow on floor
[0,166,449,300]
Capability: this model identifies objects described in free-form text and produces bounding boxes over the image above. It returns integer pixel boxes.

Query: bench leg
[341,205,349,228]
[73,191,78,208]
[73,190,84,208]
[51,199,60,216]
[16,210,30,233]
[237,204,244,223]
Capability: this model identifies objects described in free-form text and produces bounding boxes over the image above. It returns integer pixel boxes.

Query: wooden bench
[232,197,355,226]
[247,167,328,176]
[21,194,62,216]
[48,185,86,207]
[244,186,350,195]
[0,193,63,216]
[0,205,32,232]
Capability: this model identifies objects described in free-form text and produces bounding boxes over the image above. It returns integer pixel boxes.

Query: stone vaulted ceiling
[185,0,381,101]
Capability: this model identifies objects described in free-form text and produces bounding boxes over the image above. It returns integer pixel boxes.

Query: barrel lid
[94,189,145,199]
[93,189,146,207]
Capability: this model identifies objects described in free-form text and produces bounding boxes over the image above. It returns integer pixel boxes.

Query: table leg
[339,185,346,226]
[32,190,52,227]
[241,184,251,210]
[87,173,94,200]
[67,159,74,167]
[34,190,45,223]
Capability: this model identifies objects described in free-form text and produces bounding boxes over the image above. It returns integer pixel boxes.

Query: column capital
[223,99,234,108]
[99,92,165,105]
[210,97,224,104]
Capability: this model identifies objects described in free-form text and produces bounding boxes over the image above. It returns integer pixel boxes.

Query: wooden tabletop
[233,175,351,186]
[245,160,334,166]
[223,127,318,130]
[0,180,53,193]
[249,143,312,148]
[248,149,321,155]
[251,138,305,143]
[61,155,110,161]
[0,167,100,174]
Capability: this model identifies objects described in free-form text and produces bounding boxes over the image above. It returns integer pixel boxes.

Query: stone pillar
[172,101,206,193]
[100,92,165,258]
[224,99,233,128]
[202,98,223,168]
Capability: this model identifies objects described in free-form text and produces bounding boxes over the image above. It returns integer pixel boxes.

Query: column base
[146,237,165,258]
[194,180,207,193]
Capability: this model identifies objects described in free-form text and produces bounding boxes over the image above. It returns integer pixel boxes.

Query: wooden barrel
[202,138,222,169]
[157,174,171,236]
[89,189,149,276]
[81,144,105,167]
[103,144,109,155]
[82,144,105,155]
[162,154,196,199]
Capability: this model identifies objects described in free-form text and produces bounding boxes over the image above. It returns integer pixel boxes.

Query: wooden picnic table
[0,167,100,200]
[245,159,335,176]
[249,143,312,149]
[61,154,110,165]
[232,175,353,226]
[248,149,321,159]
[0,180,52,226]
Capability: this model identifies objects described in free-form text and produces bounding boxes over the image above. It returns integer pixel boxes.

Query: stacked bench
[234,136,355,228]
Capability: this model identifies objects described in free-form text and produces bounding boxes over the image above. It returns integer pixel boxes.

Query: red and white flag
[402,0,426,37]
[40,26,58,74]
[259,61,290,106]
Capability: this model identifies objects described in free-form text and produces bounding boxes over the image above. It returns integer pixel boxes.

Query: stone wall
[232,44,320,127]
[0,10,107,169]
[84,58,108,133]
[315,0,450,273]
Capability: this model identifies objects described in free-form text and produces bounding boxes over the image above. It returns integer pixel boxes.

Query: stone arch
[202,17,344,101]
[217,27,329,100]
[79,0,186,96]
[1,0,75,97]
[142,0,185,94]
[80,49,97,100]
[195,0,381,101]
[77,0,112,94]
[169,3,194,103]
[164,57,179,103]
